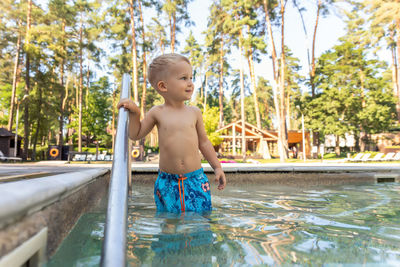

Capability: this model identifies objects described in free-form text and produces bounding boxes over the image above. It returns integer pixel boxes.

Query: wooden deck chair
[366,153,384,161]
[381,152,395,161]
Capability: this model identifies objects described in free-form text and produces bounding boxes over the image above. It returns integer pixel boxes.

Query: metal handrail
[101,74,132,267]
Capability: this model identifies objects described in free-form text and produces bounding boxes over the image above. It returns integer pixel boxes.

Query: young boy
[117,53,226,214]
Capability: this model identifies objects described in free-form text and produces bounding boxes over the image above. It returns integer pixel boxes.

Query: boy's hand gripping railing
[101,74,132,267]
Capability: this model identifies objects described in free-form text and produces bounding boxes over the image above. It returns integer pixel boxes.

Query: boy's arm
[117,99,156,140]
[195,107,226,190]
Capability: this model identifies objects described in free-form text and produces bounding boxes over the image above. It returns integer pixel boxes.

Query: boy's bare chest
[156,111,196,133]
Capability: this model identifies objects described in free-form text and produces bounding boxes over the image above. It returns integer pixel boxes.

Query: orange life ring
[50,148,59,157]
[132,149,140,158]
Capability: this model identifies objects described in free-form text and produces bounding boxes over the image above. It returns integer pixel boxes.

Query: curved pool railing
[101,74,132,267]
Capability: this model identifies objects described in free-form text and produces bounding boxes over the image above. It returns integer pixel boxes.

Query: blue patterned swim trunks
[154,168,212,213]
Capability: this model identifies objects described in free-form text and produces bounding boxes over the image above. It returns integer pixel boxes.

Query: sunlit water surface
[47,182,400,266]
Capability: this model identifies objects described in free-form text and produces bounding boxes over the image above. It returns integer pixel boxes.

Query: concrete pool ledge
[130,163,400,185]
[0,168,110,264]
[0,168,109,228]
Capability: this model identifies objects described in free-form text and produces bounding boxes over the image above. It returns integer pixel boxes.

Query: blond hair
[147,53,190,90]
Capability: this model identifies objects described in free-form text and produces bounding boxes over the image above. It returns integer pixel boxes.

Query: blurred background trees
[0,0,398,160]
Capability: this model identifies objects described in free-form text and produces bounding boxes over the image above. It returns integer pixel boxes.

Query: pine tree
[161,0,193,53]
[363,0,400,123]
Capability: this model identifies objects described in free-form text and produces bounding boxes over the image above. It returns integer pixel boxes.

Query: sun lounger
[348,153,364,162]
[381,152,395,161]
[367,153,384,162]
[0,150,22,162]
[391,152,400,161]
[348,153,371,162]
[360,153,371,161]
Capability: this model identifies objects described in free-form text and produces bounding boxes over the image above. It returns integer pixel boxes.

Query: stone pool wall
[130,164,400,185]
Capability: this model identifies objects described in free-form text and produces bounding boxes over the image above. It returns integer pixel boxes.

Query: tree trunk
[263,0,278,80]
[247,46,261,129]
[360,70,366,108]
[23,0,32,160]
[8,19,22,132]
[395,19,400,122]
[58,60,65,147]
[218,37,224,127]
[311,0,322,155]
[200,74,204,101]
[392,45,400,121]
[335,134,340,156]
[60,74,70,147]
[203,73,208,112]
[293,0,311,76]
[311,0,321,98]
[391,44,398,99]
[86,64,90,109]
[78,14,83,152]
[263,97,272,159]
[75,76,79,108]
[58,20,66,148]
[171,13,176,52]
[279,0,288,161]
[129,0,139,103]
[239,30,246,161]
[160,39,165,54]
[263,0,286,162]
[286,87,291,129]
[138,0,147,117]
[32,119,40,161]
[33,80,43,161]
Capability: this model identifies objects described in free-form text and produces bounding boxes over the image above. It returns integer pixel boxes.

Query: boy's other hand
[214,168,226,190]
[117,98,139,114]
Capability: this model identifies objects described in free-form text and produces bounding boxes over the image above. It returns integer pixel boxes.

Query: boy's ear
[157,80,168,93]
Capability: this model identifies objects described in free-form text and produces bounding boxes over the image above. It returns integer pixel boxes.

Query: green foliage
[202,106,223,146]
[307,39,396,142]
[182,31,203,81]
[80,147,112,154]
[0,0,398,160]
[69,76,112,146]
[0,83,12,125]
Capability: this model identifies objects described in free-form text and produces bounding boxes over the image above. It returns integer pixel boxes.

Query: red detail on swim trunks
[156,189,161,198]
[178,176,187,212]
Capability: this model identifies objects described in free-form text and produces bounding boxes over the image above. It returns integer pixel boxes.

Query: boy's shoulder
[147,104,164,114]
[186,105,202,114]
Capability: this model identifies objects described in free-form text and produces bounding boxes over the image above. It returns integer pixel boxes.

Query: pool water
[47,182,400,266]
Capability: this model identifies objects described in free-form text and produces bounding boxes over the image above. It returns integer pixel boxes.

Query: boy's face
[160,60,194,101]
